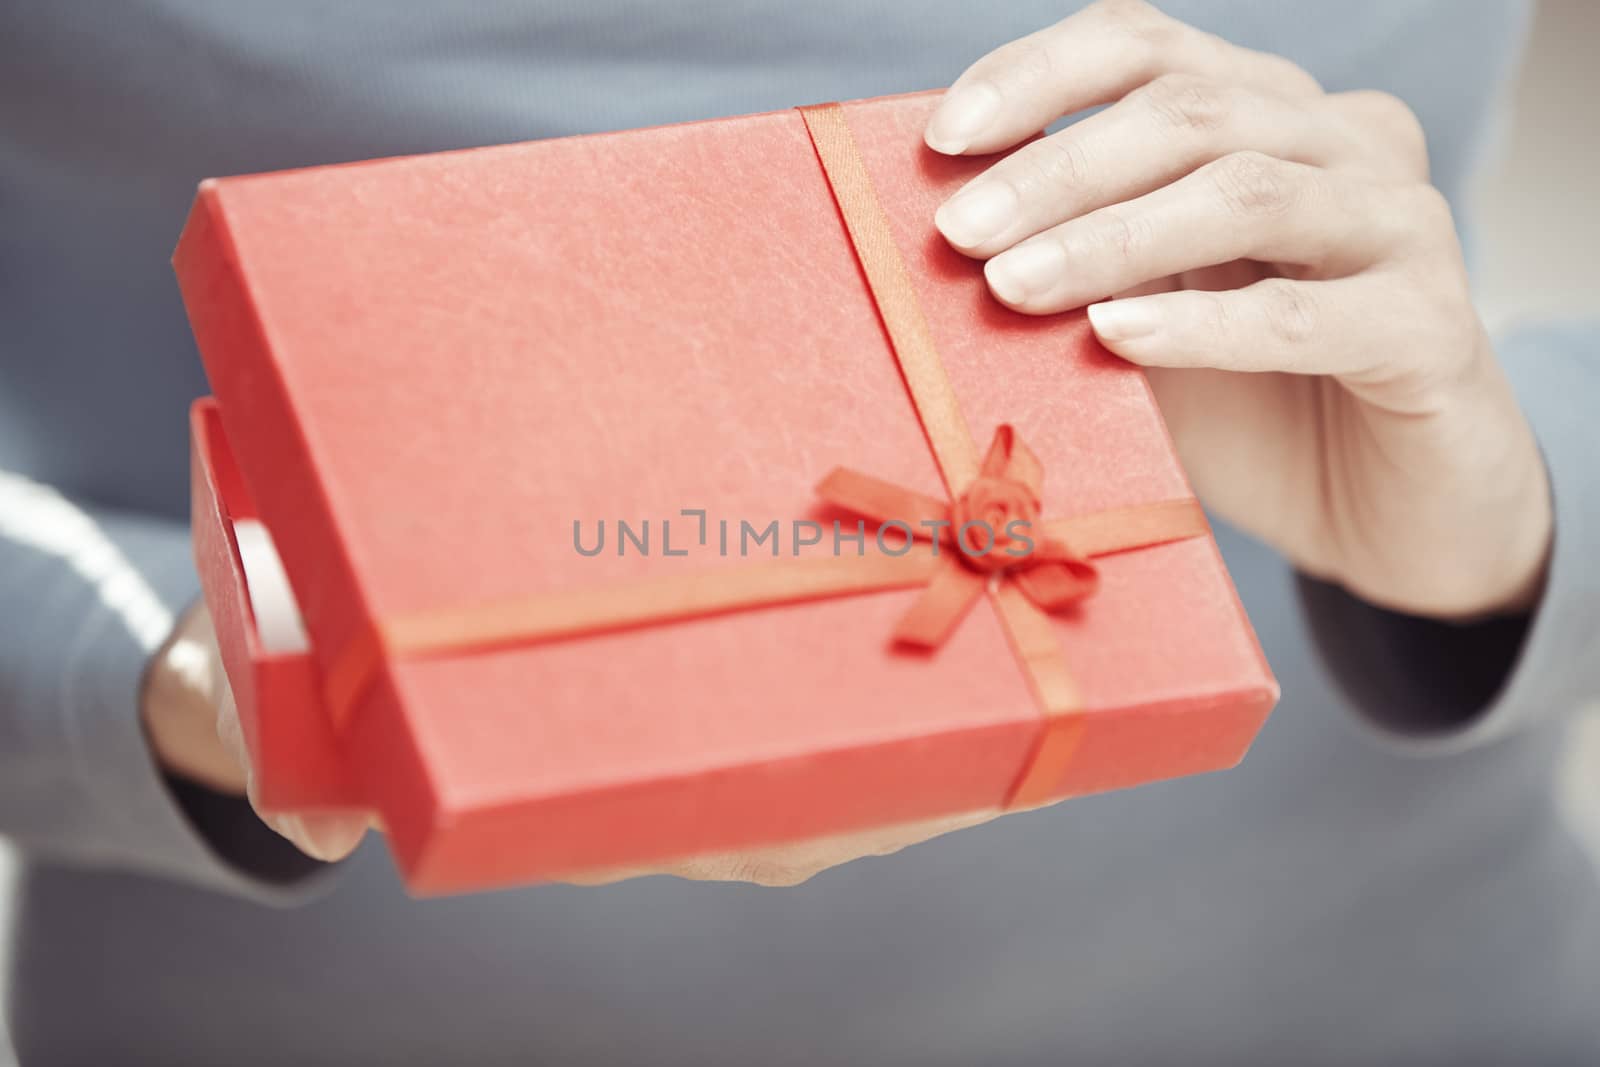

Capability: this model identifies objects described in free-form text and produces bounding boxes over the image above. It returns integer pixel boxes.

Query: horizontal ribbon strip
[324,497,1206,733]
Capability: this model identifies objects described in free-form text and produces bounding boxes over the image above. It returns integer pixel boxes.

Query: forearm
[0,469,321,895]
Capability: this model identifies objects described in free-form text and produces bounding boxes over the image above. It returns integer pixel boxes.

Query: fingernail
[925,82,1003,154]
[1087,299,1161,341]
[298,814,367,863]
[986,242,1067,305]
[935,181,1018,248]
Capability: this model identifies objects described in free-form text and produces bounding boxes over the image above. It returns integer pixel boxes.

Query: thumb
[277,812,371,863]
[256,805,370,863]
[245,774,370,863]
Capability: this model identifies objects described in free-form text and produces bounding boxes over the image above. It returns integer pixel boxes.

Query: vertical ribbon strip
[799,103,1087,806]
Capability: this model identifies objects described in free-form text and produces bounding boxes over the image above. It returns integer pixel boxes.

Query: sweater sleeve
[1299,320,1600,752]
[0,468,332,898]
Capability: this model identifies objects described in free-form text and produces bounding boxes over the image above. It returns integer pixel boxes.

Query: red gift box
[175,91,1277,895]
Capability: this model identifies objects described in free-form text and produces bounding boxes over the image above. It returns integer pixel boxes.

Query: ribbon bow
[818,425,1099,648]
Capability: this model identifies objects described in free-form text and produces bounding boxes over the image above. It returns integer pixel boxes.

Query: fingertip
[1086,298,1196,369]
[295,813,369,863]
[984,261,1031,311]
[923,126,965,156]
[1087,299,1163,353]
[984,242,1067,314]
[924,81,1004,155]
[934,180,1019,255]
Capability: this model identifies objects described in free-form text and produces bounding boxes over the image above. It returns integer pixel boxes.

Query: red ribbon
[819,425,1100,647]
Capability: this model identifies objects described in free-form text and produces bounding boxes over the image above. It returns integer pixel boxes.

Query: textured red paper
[190,401,357,810]
[175,91,1277,894]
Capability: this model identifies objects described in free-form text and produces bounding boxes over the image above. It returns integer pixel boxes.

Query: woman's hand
[141,602,371,862]
[598,1,1556,886]
[927,0,1551,620]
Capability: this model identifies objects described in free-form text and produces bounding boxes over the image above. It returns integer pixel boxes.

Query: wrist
[1481,449,1553,618]
[1429,351,1554,620]
[1461,348,1553,618]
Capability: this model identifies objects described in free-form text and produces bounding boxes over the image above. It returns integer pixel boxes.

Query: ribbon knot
[818,425,1100,649]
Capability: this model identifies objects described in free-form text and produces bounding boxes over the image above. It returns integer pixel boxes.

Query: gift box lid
[175,90,1277,893]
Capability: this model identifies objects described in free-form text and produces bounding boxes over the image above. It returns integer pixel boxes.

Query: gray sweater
[4,1,1599,1063]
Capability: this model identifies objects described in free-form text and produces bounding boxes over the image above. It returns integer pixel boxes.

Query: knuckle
[992,33,1061,87]
[1255,278,1319,344]
[1370,90,1427,145]
[1141,73,1230,133]
[1347,89,1429,176]
[1094,0,1181,62]
[1408,182,1454,230]
[1263,54,1324,96]
[1041,134,1094,190]
[1199,291,1235,339]
[1092,208,1152,259]
[1390,183,1457,254]
[1015,133,1094,196]
[1405,259,1474,336]
[1091,0,1159,23]
[1211,151,1299,217]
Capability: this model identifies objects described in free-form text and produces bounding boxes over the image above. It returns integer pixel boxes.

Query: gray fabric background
[4,1,1599,1062]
